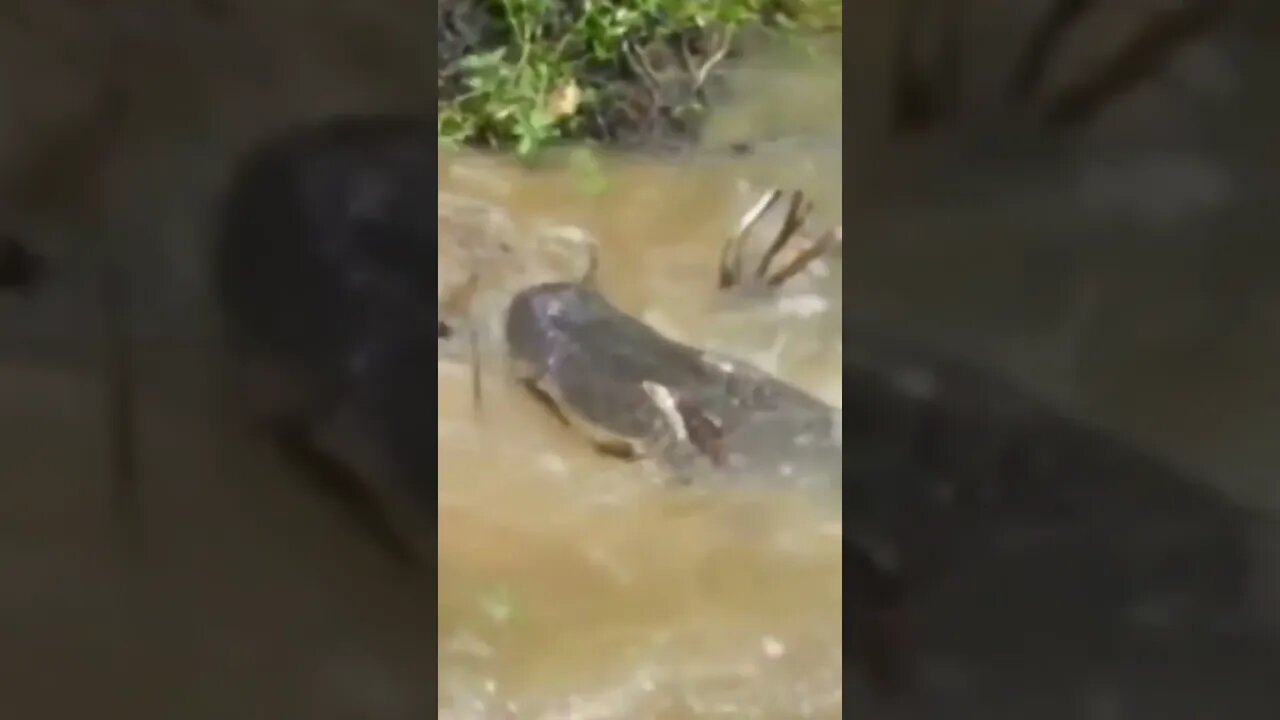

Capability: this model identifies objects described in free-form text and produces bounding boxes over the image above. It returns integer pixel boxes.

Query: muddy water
[441,15,1280,715]
[437,77,846,716]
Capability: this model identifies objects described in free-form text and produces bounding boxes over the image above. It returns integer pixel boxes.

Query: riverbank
[437,0,841,157]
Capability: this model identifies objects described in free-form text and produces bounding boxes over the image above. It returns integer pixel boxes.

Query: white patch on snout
[641,381,688,444]
[540,296,565,318]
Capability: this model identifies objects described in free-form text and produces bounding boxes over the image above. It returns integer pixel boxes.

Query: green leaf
[460,48,507,70]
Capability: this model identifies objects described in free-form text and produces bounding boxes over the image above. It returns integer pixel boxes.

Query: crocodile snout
[505,281,595,377]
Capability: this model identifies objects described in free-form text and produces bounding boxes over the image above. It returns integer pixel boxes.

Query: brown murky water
[437,47,845,717]
[439,16,1280,715]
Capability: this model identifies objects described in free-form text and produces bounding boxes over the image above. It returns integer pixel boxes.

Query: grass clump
[438,0,840,160]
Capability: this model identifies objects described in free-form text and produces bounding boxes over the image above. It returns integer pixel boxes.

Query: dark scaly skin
[505,281,842,487]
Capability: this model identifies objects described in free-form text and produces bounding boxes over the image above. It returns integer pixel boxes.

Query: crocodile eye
[438,320,453,339]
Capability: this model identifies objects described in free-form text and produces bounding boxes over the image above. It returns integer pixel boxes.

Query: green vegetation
[437,0,840,160]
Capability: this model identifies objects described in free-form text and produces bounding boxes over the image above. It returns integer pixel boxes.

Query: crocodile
[505,279,842,488]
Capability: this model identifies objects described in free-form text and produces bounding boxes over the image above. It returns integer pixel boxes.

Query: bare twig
[622,39,662,104]
[766,225,842,288]
[755,190,811,281]
[719,188,783,289]
[682,27,736,95]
